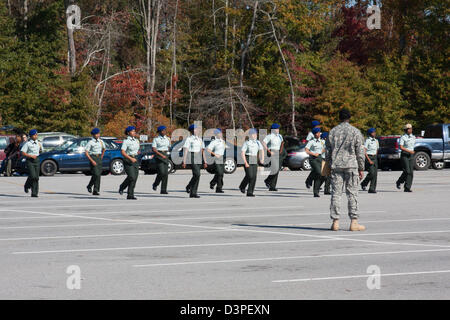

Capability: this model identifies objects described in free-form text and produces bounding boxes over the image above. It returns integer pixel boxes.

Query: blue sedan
[18,138,125,176]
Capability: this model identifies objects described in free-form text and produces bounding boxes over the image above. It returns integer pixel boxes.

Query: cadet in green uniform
[85,128,106,196]
[152,125,171,194]
[305,120,320,189]
[396,123,416,192]
[119,126,140,199]
[183,124,207,198]
[239,128,264,197]
[206,128,226,193]
[320,131,331,195]
[21,129,42,197]
[262,123,286,191]
[305,127,325,197]
[361,128,379,193]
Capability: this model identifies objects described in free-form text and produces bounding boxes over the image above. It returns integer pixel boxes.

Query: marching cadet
[182,124,207,198]
[305,120,321,189]
[85,128,106,196]
[396,123,416,192]
[152,125,171,194]
[206,128,226,193]
[305,127,325,197]
[361,128,379,193]
[119,126,140,200]
[239,128,264,197]
[320,131,331,195]
[21,129,42,197]
[326,109,366,231]
[262,123,286,191]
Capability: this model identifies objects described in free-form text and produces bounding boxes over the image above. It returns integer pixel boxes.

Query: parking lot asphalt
[0,168,449,299]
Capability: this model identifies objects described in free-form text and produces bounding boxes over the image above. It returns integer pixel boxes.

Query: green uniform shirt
[306,138,324,156]
[121,136,140,156]
[207,138,226,156]
[85,138,105,155]
[242,139,263,156]
[364,137,379,155]
[152,135,171,151]
[183,135,205,152]
[21,140,42,156]
[399,134,415,152]
[263,133,283,151]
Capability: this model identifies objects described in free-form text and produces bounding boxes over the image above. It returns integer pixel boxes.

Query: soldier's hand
[203,163,207,169]
[131,158,137,163]
[245,163,249,168]
[359,171,364,180]
[369,160,373,165]
[182,163,186,169]
[162,155,167,159]
[91,161,97,166]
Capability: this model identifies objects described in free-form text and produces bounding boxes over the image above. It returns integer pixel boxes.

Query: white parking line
[132,248,450,268]
[2,228,448,242]
[4,208,450,252]
[272,270,450,283]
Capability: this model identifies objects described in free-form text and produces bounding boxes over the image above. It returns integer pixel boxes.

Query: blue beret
[249,128,258,135]
[29,129,37,136]
[311,120,320,127]
[312,127,321,134]
[157,125,166,132]
[321,132,329,139]
[188,124,197,131]
[214,128,222,134]
[125,126,136,134]
[271,123,280,129]
[367,128,376,134]
[91,128,100,135]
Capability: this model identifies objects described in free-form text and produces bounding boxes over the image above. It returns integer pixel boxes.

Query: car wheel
[168,160,176,174]
[414,151,430,170]
[432,161,444,170]
[301,158,311,171]
[224,158,237,174]
[110,159,124,175]
[40,160,57,176]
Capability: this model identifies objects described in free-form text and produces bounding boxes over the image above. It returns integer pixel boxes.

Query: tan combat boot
[331,219,339,231]
[349,219,366,231]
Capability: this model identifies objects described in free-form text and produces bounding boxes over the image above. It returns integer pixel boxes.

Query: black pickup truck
[378,123,450,170]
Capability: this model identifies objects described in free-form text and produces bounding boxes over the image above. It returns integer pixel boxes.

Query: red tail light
[288,152,297,156]
[394,141,399,149]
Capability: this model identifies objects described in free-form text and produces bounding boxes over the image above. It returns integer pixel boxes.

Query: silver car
[282,141,311,171]
[38,132,78,152]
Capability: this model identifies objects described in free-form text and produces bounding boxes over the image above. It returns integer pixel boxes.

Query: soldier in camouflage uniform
[325,109,366,232]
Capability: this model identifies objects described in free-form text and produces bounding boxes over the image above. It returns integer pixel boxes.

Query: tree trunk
[267,13,297,136]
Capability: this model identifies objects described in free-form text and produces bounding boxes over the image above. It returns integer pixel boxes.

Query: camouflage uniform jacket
[325,121,365,171]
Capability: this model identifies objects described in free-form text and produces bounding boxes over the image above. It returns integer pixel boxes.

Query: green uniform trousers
[309,156,324,196]
[187,152,201,196]
[87,155,102,193]
[361,154,378,192]
[154,153,169,193]
[320,159,331,194]
[120,157,139,197]
[210,157,224,191]
[264,149,286,189]
[397,152,414,190]
[25,158,40,196]
[239,156,258,195]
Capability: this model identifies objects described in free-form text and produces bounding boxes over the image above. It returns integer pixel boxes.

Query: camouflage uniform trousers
[330,168,359,220]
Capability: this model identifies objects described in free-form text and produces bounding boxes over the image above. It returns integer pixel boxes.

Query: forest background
[0,0,448,139]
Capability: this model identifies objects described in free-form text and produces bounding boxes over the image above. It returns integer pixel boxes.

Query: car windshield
[54,140,76,151]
